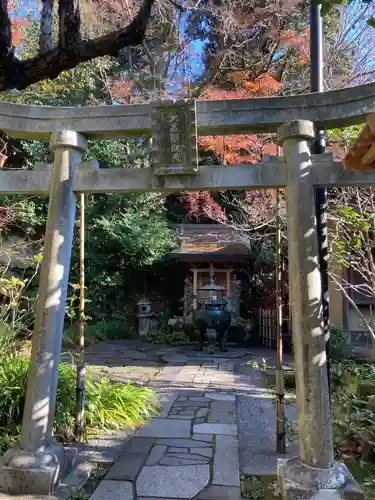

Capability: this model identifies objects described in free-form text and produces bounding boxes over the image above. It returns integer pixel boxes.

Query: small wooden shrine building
[169,224,253,321]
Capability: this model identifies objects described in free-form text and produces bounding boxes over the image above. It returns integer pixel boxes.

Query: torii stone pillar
[0,131,87,495]
[277,121,362,499]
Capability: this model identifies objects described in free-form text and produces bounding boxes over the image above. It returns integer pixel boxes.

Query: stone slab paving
[235,351,298,476]
[88,347,241,500]
[89,480,133,500]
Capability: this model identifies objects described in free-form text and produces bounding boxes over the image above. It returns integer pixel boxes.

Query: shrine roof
[344,114,375,171]
[169,224,253,259]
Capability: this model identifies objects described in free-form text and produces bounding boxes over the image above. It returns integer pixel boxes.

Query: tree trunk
[59,0,81,49]
[40,0,54,54]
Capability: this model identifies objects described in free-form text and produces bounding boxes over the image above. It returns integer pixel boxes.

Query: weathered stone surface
[158,393,179,418]
[168,448,189,453]
[189,397,211,402]
[158,439,212,448]
[194,448,213,458]
[196,408,208,419]
[0,495,47,500]
[175,390,205,397]
[137,465,210,498]
[168,415,193,420]
[194,417,206,425]
[213,435,240,487]
[205,392,235,401]
[0,466,57,496]
[193,423,237,435]
[280,122,333,469]
[278,458,364,500]
[172,401,209,408]
[191,434,213,442]
[177,409,196,415]
[106,437,153,481]
[135,419,191,438]
[2,84,375,143]
[55,461,94,499]
[161,354,190,364]
[160,457,209,466]
[90,480,133,500]
[147,445,167,466]
[197,485,241,500]
[208,401,236,424]
[166,453,210,461]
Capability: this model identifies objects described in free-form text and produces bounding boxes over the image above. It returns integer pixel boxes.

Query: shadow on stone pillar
[277,120,363,500]
[0,131,88,496]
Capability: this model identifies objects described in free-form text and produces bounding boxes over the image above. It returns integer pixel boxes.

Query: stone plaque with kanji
[150,99,198,175]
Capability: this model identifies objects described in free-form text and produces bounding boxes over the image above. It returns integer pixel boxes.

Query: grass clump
[0,357,159,447]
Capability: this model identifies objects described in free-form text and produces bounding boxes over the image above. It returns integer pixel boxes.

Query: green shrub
[0,321,22,358]
[329,327,351,361]
[63,315,135,348]
[0,358,159,444]
[146,327,189,345]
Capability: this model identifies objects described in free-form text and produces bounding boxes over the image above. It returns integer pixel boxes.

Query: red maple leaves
[8,1,29,48]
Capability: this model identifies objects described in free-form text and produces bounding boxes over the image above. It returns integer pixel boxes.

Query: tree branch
[0,0,12,59]
[331,273,375,341]
[0,0,155,91]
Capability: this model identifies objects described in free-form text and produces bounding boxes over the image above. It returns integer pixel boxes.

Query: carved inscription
[150,99,198,175]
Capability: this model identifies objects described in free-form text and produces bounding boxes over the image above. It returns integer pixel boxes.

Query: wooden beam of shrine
[2,156,375,195]
[0,82,375,140]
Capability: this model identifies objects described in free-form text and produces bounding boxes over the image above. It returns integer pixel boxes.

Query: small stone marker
[151,99,198,175]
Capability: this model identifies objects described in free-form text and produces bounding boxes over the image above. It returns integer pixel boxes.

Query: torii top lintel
[0,83,374,141]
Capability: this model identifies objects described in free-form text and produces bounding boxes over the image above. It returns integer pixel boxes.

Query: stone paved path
[88,349,247,500]
[81,342,297,500]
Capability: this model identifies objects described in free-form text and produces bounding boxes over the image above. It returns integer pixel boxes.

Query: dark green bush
[329,327,352,361]
[63,315,135,348]
[146,327,189,345]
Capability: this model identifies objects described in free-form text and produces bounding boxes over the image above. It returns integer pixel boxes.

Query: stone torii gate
[0,85,374,498]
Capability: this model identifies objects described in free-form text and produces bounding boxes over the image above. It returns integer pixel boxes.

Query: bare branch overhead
[0,0,155,91]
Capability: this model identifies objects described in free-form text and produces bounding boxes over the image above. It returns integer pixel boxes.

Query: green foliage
[312,0,374,21]
[68,192,177,321]
[0,358,159,447]
[85,376,159,432]
[327,125,365,150]
[332,205,373,268]
[331,360,375,463]
[0,258,42,354]
[146,327,189,345]
[63,315,135,348]
[328,327,352,361]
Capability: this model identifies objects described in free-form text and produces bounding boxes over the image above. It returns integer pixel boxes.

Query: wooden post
[226,270,232,298]
[192,269,198,310]
[75,193,86,442]
[275,188,286,454]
